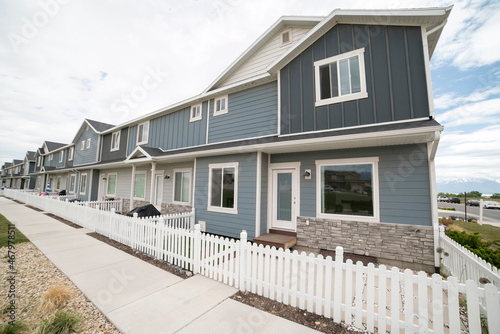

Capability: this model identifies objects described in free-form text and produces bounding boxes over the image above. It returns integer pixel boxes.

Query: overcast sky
[1,0,499,182]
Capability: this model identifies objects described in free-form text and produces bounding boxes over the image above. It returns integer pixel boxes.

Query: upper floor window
[81,140,85,150]
[111,131,120,151]
[59,151,64,163]
[48,154,53,161]
[68,147,74,161]
[190,104,202,122]
[37,157,41,166]
[213,96,228,116]
[86,138,91,149]
[137,122,149,145]
[314,48,367,107]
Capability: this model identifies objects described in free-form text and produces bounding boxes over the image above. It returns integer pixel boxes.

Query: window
[133,172,146,199]
[173,169,191,203]
[80,173,87,194]
[314,48,367,107]
[316,157,379,222]
[137,122,149,145]
[281,29,292,46]
[37,157,40,167]
[81,140,85,150]
[68,147,74,161]
[69,174,76,193]
[190,104,202,122]
[49,154,53,161]
[208,162,238,214]
[213,96,228,116]
[56,176,61,190]
[86,138,91,149]
[107,174,117,196]
[59,151,64,163]
[111,131,120,151]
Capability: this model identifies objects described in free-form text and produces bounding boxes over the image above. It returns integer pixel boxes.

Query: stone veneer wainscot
[297,216,435,272]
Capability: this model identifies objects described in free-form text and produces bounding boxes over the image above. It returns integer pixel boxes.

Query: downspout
[130,164,136,211]
[428,131,441,273]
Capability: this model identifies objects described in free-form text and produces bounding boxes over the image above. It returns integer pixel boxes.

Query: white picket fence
[75,198,123,213]
[439,226,500,288]
[4,189,500,333]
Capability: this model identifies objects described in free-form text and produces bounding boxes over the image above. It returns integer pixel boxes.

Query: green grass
[448,220,500,243]
[0,213,29,248]
[37,310,80,334]
[0,319,29,334]
[438,207,456,211]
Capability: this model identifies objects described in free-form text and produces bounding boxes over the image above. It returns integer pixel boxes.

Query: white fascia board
[125,146,154,163]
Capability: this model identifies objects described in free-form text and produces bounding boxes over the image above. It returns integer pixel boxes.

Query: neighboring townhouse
[33,141,67,193]
[2,7,452,273]
[21,151,36,189]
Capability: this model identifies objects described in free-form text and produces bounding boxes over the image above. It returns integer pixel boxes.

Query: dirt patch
[87,232,191,279]
[25,204,43,212]
[44,213,83,229]
[231,291,367,333]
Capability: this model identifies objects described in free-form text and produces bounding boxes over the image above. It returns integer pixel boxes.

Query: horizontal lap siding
[156,162,194,204]
[271,144,431,226]
[208,82,278,144]
[195,153,257,239]
[280,24,429,135]
[74,129,99,166]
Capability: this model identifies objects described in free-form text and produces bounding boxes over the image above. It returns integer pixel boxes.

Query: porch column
[130,164,136,211]
[149,162,156,204]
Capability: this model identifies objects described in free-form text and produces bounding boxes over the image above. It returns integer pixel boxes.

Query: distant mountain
[437,178,500,195]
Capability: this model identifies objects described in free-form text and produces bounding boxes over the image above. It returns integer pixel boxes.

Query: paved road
[437,201,500,227]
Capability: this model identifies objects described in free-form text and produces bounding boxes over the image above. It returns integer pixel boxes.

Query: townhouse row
[0,7,452,273]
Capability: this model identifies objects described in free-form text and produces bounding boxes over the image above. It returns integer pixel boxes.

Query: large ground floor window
[316,157,379,221]
[208,162,238,214]
[134,172,146,199]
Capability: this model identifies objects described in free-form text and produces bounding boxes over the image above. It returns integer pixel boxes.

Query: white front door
[271,166,299,231]
[154,173,163,209]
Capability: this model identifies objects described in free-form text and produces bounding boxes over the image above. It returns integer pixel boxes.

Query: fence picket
[324,256,333,319]
[466,280,481,334]
[367,263,375,332]
[417,271,429,334]
[432,274,444,334]
[484,284,500,334]
[378,264,387,334]
[446,276,460,334]
[334,247,343,323]
[404,269,414,333]
[307,253,315,313]
[354,261,364,329]
[390,267,400,334]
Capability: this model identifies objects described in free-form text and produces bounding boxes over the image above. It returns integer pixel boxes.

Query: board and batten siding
[208,82,278,144]
[280,24,429,135]
[195,153,258,239]
[220,27,312,88]
[127,125,138,156]
[74,129,100,166]
[149,103,207,151]
[101,128,129,162]
[270,144,431,226]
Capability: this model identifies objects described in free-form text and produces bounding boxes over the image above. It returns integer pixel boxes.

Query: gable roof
[12,159,23,165]
[87,119,115,132]
[26,151,36,161]
[44,141,67,153]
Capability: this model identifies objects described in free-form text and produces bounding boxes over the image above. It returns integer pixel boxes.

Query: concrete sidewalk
[0,197,320,334]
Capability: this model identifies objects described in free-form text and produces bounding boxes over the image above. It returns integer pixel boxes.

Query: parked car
[483,201,500,210]
[438,196,448,202]
[466,199,480,206]
[448,197,460,204]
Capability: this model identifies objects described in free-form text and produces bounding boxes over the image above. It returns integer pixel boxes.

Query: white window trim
[172,168,192,205]
[213,95,228,116]
[81,140,85,150]
[207,162,238,214]
[111,131,120,152]
[314,48,368,107]
[315,157,379,223]
[106,173,118,196]
[281,28,292,46]
[59,151,64,163]
[79,173,88,195]
[68,147,74,161]
[69,174,76,193]
[49,154,53,161]
[37,157,41,166]
[86,138,91,149]
[136,122,149,145]
[133,171,147,200]
[190,104,202,122]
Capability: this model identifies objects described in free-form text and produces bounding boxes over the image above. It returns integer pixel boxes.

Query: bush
[39,285,73,314]
[0,320,29,334]
[440,217,453,226]
[37,310,80,334]
[446,230,500,268]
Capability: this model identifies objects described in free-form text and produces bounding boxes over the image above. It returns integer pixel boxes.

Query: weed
[0,319,29,334]
[38,285,73,314]
[37,309,80,334]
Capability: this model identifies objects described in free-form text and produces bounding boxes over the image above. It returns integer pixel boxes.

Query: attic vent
[281,29,292,46]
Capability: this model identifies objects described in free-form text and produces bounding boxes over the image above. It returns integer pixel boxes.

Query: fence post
[239,230,248,292]
[156,217,164,260]
[119,198,123,214]
[193,224,201,274]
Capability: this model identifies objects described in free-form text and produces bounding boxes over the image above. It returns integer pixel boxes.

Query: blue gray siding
[74,128,100,166]
[127,125,138,156]
[195,153,258,239]
[280,24,429,135]
[101,128,129,162]
[271,144,431,226]
[150,103,207,151]
[208,82,278,144]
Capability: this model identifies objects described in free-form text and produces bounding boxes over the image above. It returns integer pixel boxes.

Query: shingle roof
[87,119,115,132]
[45,141,67,152]
[26,151,36,160]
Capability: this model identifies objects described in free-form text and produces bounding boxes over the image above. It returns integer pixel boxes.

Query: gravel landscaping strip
[0,242,121,333]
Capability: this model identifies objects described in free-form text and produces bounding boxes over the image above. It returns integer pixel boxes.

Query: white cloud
[435,98,500,128]
[434,86,500,110]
